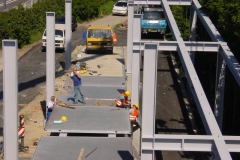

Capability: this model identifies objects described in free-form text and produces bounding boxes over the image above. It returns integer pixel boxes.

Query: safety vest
[130,108,139,121]
[113,33,117,43]
[115,99,122,106]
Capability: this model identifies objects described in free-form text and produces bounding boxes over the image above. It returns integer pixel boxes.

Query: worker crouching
[115,90,131,108]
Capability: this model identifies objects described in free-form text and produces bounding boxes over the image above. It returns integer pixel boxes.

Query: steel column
[214,54,226,131]
[131,50,141,106]
[65,0,72,70]
[46,12,55,119]
[127,3,134,73]
[4,0,6,10]
[141,44,158,160]
[189,3,197,62]
[2,40,18,160]
[131,14,141,105]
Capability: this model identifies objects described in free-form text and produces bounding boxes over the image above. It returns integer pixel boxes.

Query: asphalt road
[0,0,29,11]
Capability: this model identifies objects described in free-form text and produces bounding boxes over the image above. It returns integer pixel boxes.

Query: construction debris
[56,101,75,109]
[94,101,115,106]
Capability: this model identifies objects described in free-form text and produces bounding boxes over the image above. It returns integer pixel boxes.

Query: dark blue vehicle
[141,6,167,35]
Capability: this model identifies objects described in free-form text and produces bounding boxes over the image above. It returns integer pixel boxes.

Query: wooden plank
[78,148,84,160]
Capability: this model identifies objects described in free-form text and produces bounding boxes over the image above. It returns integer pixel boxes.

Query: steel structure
[127,0,240,159]
[46,12,55,117]
[65,0,72,70]
[2,40,18,160]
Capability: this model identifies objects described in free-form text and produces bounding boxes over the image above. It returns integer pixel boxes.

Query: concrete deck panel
[45,106,131,134]
[32,136,133,160]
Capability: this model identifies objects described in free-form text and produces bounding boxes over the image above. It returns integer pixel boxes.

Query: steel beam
[192,0,240,86]
[46,12,55,121]
[161,0,231,159]
[132,0,191,5]
[65,0,72,70]
[127,3,134,73]
[133,41,220,52]
[3,40,18,160]
[142,135,240,152]
[141,44,158,160]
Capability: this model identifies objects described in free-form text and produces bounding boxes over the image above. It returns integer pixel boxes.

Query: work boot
[73,102,78,104]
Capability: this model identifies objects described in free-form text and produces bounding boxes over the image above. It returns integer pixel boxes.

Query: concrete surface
[75,46,126,77]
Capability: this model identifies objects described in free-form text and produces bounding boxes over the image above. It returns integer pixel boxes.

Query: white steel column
[3,40,18,160]
[141,44,158,160]
[46,12,55,118]
[131,50,141,105]
[65,0,72,70]
[214,54,226,131]
[189,4,197,62]
[131,14,141,105]
[127,3,134,73]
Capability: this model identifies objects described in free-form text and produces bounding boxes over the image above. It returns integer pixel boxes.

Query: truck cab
[85,25,114,54]
[141,6,167,35]
[42,24,66,52]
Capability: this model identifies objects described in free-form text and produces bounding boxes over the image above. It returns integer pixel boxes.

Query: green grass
[114,23,122,29]
[30,31,42,44]
[99,1,116,16]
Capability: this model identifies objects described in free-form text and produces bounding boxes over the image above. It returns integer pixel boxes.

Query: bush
[0,0,113,48]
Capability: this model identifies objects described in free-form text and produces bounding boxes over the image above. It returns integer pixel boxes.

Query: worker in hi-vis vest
[115,90,131,108]
[113,32,117,43]
[129,104,139,123]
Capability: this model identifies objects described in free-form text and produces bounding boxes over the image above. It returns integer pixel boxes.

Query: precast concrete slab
[32,136,133,160]
[76,46,126,77]
[58,76,126,104]
[45,106,131,134]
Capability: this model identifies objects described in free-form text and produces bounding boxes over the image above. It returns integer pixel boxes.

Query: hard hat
[61,116,67,121]
[133,104,139,108]
[80,70,85,74]
[119,96,124,100]
[124,91,130,97]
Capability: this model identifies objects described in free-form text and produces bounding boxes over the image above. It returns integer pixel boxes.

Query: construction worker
[115,91,131,107]
[129,104,139,123]
[113,32,117,43]
[46,96,57,124]
[116,96,130,108]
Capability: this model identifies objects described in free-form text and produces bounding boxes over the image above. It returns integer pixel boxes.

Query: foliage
[165,6,190,41]
[0,0,113,48]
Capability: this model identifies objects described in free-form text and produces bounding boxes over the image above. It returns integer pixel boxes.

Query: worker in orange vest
[129,104,139,123]
[113,32,117,43]
[115,90,131,108]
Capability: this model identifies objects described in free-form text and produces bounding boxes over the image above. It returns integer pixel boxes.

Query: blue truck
[141,6,167,36]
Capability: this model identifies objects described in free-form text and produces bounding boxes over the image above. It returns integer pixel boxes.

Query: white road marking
[0,0,17,7]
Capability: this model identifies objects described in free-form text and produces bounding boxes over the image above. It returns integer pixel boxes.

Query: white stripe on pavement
[0,0,17,7]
